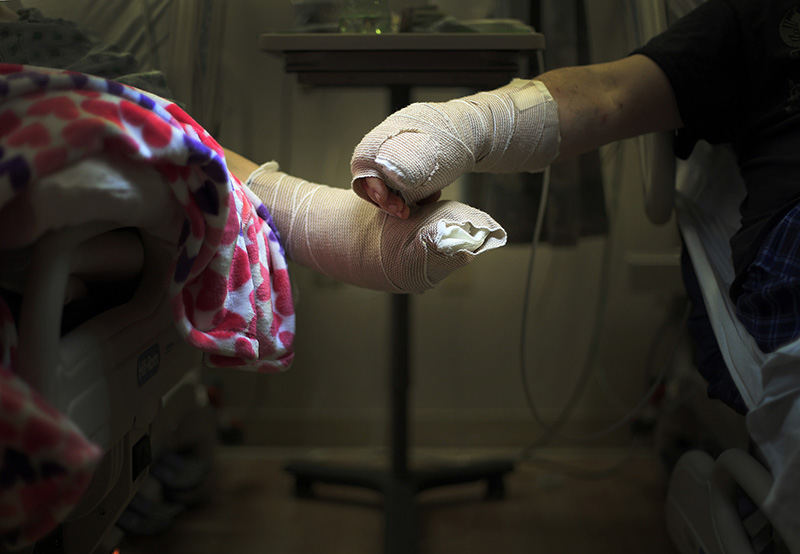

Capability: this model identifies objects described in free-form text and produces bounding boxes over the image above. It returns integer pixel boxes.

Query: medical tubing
[563,302,689,442]
[517,50,600,448]
[517,164,553,430]
[519,236,689,476]
[519,200,689,462]
[515,160,647,471]
[516,73,614,450]
[518,164,685,457]
[584,139,675,412]
[519,39,685,459]
[588,142,632,411]
[516,51,556,431]
[518,190,613,453]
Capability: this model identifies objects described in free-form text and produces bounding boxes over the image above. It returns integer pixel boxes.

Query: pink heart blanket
[0,64,295,547]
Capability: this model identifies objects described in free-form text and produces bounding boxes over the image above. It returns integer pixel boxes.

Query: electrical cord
[517,167,614,452]
[517,171,688,473]
[516,87,621,451]
[516,51,689,476]
[520,306,688,480]
[588,141,637,412]
[517,51,606,452]
[520,295,690,477]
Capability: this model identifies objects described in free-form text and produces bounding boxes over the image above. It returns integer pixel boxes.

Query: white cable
[517,46,688,471]
[518,49,606,450]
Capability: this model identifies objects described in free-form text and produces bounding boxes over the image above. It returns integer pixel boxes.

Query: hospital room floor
[120,446,679,554]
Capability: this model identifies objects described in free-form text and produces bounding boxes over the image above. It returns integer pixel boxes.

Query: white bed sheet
[675,141,800,549]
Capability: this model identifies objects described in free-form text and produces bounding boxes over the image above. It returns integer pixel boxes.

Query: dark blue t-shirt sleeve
[633,0,745,157]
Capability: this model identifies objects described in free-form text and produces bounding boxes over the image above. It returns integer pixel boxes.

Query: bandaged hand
[350,79,560,214]
[246,162,506,293]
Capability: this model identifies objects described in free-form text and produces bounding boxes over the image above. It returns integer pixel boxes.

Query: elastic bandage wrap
[351,79,560,205]
[246,162,507,293]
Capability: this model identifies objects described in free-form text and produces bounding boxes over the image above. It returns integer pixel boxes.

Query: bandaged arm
[229,152,506,294]
[352,54,683,214]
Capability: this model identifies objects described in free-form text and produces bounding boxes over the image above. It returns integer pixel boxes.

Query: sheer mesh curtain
[15,0,227,133]
[79,0,172,71]
[13,0,167,69]
[165,0,227,134]
[538,0,609,243]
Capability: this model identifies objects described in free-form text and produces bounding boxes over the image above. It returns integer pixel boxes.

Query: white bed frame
[0,2,226,551]
[3,223,203,554]
[630,0,800,551]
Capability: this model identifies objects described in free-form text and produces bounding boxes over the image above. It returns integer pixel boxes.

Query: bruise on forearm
[538,64,622,160]
[536,54,682,161]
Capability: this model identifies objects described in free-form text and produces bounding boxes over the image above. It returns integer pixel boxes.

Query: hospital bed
[1,221,208,554]
[0,1,226,551]
[655,141,799,554]
[632,1,800,551]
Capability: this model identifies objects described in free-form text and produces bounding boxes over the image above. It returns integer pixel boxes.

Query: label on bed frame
[137,343,160,386]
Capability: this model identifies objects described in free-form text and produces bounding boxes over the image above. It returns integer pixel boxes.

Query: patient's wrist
[246,162,506,293]
[223,148,259,183]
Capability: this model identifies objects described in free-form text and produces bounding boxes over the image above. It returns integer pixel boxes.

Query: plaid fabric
[735,201,800,353]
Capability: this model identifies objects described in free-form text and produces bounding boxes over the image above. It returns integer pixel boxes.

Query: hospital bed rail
[1,221,204,553]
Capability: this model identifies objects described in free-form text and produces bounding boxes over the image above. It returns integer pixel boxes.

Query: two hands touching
[356,176,438,220]
[349,78,560,219]
[348,53,684,217]
[241,55,681,293]
[236,77,560,293]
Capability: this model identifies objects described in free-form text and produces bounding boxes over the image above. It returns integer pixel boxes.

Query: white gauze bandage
[351,79,560,205]
[245,162,507,293]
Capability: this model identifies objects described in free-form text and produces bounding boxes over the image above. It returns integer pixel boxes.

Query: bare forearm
[224,147,259,183]
[538,54,683,161]
[351,54,683,218]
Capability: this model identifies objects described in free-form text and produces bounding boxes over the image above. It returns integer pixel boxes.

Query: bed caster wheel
[293,477,314,498]
[485,476,505,500]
